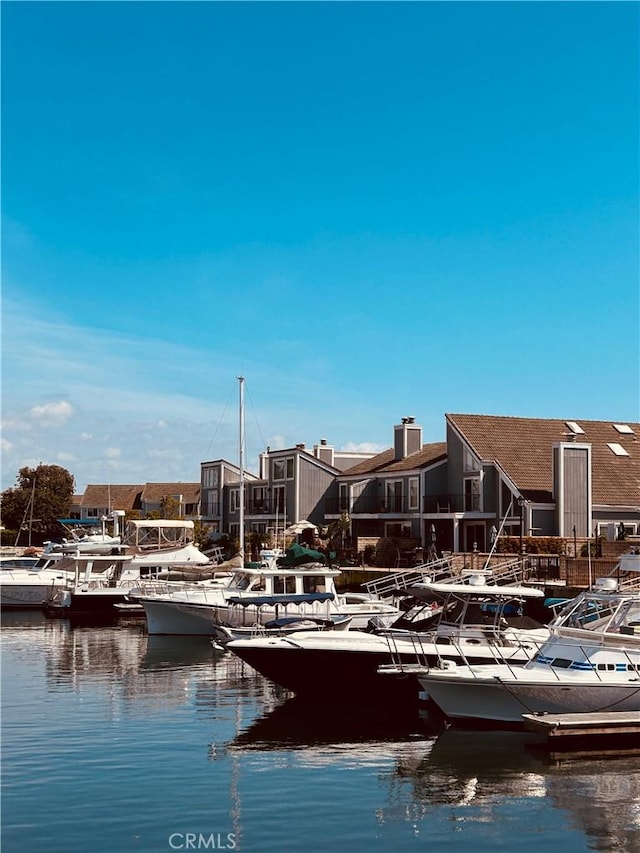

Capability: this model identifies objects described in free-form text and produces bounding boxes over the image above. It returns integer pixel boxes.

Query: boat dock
[523,711,640,744]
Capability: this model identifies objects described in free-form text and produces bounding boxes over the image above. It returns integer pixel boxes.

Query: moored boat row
[406,552,640,726]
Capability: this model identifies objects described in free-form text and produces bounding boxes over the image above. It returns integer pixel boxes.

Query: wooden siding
[445,423,465,493]
[482,466,498,514]
[555,445,591,537]
[298,457,334,524]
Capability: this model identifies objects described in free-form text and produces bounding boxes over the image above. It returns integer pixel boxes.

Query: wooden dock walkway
[523,711,640,740]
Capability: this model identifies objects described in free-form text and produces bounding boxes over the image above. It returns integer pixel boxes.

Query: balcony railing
[325,496,420,514]
[422,494,481,513]
[245,500,281,515]
[325,493,485,516]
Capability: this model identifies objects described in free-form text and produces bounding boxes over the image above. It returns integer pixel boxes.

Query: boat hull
[232,640,423,702]
[44,588,131,619]
[418,668,640,725]
[140,598,218,636]
[1,582,67,609]
[139,596,395,636]
[1,572,72,609]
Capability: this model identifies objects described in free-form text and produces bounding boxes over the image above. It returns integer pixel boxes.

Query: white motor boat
[135,544,401,636]
[0,553,75,608]
[46,532,122,556]
[415,552,640,726]
[44,518,122,555]
[226,576,549,701]
[42,520,223,618]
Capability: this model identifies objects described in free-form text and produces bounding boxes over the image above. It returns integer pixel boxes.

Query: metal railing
[362,555,531,598]
[325,492,493,515]
[362,556,465,597]
[422,494,481,513]
[378,631,549,678]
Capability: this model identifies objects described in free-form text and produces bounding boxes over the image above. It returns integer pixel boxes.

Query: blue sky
[2,1,639,493]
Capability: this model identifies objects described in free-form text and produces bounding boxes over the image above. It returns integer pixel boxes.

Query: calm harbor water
[2,612,639,853]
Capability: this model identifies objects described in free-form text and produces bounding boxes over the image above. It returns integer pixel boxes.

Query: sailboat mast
[238,376,245,561]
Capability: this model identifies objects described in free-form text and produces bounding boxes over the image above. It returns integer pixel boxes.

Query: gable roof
[447,414,640,507]
[141,483,200,504]
[339,442,448,477]
[80,482,201,512]
[81,484,143,511]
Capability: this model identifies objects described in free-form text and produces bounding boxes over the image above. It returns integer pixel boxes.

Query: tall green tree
[1,464,75,535]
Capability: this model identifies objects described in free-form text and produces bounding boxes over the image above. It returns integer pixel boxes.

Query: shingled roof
[141,483,200,504]
[81,484,143,511]
[447,414,640,507]
[340,442,448,477]
[80,482,201,511]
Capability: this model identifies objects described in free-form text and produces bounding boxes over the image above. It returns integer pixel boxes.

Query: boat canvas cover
[276,544,328,567]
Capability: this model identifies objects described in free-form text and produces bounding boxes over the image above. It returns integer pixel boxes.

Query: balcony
[326,493,485,516]
[423,494,481,513]
[325,496,419,515]
[245,500,279,516]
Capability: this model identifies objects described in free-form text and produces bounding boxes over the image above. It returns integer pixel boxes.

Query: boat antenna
[238,376,245,563]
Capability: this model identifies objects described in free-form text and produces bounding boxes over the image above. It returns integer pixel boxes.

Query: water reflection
[3,616,639,852]
[2,615,270,715]
[231,694,440,751]
[383,727,640,850]
[226,692,640,849]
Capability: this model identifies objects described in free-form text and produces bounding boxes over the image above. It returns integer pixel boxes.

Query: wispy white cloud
[341,441,388,454]
[30,400,74,426]
[0,295,396,491]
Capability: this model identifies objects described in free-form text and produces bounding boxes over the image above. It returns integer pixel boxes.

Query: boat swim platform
[523,711,640,741]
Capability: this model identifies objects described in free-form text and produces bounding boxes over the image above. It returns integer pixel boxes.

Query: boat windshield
[561,595,630,632]
[232,573,253,591]
[608,599,640,634]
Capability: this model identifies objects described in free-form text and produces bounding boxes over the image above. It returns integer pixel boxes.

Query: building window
[251,486,265,512]
[203,467,219,489]
[230,489,239,513]
[463,448,480,473]
[338,483,349,512]
[207,491,219,516]
[464,478,480,511]
[386,481,403,512]
[409,477,419,511]
[273,458,294,480]
[273,485,285,513]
